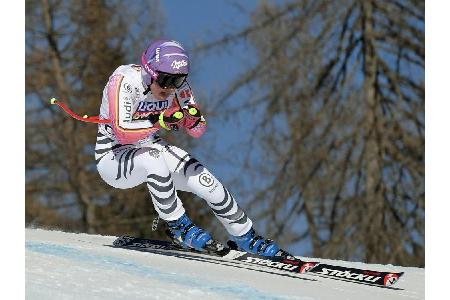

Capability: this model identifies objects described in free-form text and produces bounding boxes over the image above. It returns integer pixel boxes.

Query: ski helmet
[141,39,189,89]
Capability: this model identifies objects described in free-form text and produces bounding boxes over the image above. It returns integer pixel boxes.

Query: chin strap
[143,77,153,95]
[49,98,110,124]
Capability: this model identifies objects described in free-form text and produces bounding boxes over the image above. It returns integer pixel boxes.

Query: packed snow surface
[25,228,424,300]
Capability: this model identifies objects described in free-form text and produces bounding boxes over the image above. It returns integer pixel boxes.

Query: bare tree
[197,0,424,266]
[25,0,172,237]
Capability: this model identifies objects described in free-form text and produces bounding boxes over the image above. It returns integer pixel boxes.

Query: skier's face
[150,81,175,100]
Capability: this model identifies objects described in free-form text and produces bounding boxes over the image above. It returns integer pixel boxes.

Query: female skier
[94,39,287,257]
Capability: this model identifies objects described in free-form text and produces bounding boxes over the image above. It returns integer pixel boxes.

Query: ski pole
[49,98,111,124]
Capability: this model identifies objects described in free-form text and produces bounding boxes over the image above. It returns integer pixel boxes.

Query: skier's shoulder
[109,64,143,86]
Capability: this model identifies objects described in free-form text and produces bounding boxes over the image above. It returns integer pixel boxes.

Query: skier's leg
[96,145,148,189]
[161,144,288,257]
[96,141,213,250]
[160,145,254,234]
[160,144,252,236]
[96,143,185,221]
[144,145,218,250]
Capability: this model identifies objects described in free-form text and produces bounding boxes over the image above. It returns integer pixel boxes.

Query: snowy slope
[25,228,424,300]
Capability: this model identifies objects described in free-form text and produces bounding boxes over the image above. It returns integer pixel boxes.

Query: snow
[25,228,424,300]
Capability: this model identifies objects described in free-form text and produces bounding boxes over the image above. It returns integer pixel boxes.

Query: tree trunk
[361,0,384,263]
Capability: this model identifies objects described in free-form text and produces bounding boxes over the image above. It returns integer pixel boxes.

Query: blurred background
[25,0,424,267]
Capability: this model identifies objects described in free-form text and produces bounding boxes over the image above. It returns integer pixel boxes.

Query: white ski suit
[95,64,252,236]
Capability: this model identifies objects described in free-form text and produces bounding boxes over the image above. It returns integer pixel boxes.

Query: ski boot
[166,213,228,255]
[229,227,295,259]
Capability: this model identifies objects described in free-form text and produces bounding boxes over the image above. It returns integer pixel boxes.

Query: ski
[112,235,318,274]
[111,236,404,287]
[309,263,404,287]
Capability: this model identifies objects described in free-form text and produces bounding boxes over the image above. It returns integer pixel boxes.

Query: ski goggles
[155,72,187,89]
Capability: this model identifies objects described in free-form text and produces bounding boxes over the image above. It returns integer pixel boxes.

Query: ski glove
[182,104,203,129]
[158,106,185,131]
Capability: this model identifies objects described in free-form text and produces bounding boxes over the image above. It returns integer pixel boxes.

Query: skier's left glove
[182,104,203,129]
[158,106,185,131]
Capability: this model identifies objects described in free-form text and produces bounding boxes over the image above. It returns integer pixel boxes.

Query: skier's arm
[107,74,159,144]
[176,82,206,138]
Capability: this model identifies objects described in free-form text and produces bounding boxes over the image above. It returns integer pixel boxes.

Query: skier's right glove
[158,106,185,131]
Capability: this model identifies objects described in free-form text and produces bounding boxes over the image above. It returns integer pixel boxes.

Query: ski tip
[383,272,404,287]
[50,98,57,104]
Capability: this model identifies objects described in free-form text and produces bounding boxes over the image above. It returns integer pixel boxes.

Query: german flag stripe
[109,75,156,133]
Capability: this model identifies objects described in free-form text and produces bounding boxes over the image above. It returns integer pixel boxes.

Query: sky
[158,0,257,93]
